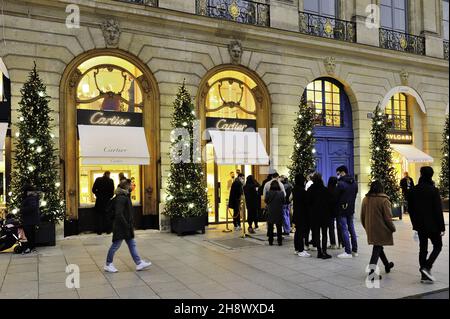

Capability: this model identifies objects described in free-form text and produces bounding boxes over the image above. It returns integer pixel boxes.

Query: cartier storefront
[60,50,160,235]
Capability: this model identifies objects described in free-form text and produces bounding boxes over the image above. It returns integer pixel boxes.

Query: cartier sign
[206,117,257,132]
[388,132,413,144]
[77,109,142,127]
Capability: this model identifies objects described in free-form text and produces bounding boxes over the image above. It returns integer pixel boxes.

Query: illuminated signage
[77,109,142,127]
[206,117,256,132]
[388,132,413,144]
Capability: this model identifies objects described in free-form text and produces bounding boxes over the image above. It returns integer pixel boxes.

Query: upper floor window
[385,93,410,131]
[304,0,337,17]
[305,79,342,127]
[380,0,408,32]
[443,0,449,40]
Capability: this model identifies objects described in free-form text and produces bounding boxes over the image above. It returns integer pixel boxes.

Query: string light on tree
[439,115,449,198]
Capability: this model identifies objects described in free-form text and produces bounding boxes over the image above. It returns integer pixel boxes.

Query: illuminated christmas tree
[8,63,64,223]
[369,103,401,206]
[439,115,449,198]
[163,83,208,218]
[288,94,316,183]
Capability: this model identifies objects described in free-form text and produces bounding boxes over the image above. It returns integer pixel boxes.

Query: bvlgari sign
[388,132,413,144]
[77,109,143,127]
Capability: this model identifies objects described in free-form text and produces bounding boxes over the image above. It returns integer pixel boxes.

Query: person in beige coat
[361,181,396,280]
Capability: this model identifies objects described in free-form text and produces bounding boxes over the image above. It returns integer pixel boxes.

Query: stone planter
[170,216,206,236]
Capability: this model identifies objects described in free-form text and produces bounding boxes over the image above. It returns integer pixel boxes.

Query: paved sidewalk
[0,215,448,299]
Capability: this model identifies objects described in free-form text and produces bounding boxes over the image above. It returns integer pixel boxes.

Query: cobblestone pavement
[0,215,448,299]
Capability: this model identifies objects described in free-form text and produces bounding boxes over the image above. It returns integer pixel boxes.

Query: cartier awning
[391,144,434,163]
[78,125,150,165]
[209,130,269,165]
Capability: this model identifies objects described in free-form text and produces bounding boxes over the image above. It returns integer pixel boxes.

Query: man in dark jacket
[335,166,359,259]
[229,173,245,230]
[92,171,114,235]
[400,172,414,213]
[104,179,151,273]
[20,184,40,254]
[407,166,445,284]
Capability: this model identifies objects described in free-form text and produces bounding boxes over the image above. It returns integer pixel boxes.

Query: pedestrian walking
[361,181,396,281]
[292,174,311,257]
[306,173,332,259]
[327,176,342,250]
[92,171,115,235]
[229,173,245,231]
[335,165,359,259]
[265,180,285,246]
[281,176,293,235]
[407,166,445,284]
[244,175,260,233]
[400,172,414,213]
[20,184,40,254]
[104,179,151,273]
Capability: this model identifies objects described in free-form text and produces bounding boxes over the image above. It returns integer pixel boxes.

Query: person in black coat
[20,184,40,253]
[265,180,285,246]
[327,176,342,249]
[307,173,332,259]
[400,172,414,213]
[407,166,445,283]
[92,171,115,235]
[104,179,151,273]
[243,175,260,233]
[292,174,310,256]
[229,173,245,230]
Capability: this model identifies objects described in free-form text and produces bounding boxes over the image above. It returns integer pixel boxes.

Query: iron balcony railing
[387,114,411,132]
[444,40,449,61]
[196,0,270,27]
[114,0,158,6]
[298,11,356,43]
[379,28,425,55]
[313,110,344,128]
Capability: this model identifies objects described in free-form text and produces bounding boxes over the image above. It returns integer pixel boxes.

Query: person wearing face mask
[229,173,245,231]
[104,179,151,273]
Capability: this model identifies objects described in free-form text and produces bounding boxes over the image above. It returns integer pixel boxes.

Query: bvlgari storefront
[197,66,271,224]
[60,50,160,235]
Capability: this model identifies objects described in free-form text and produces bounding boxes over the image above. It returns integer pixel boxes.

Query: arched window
[304,78,343,127]
[205,70,257,120]
[385,93,409,131]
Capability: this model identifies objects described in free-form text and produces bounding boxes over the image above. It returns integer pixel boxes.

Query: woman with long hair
[265,180,285,246]
[244,175,260,233]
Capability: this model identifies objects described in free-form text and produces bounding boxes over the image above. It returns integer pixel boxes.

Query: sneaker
[420,267,435,281]
[352,252,359,257]
[136,260,152,271]
[104,263,118,273]
[385,262,394,273]
[22,248,31,254]
[337,252,353,259]
[298,251,311,258]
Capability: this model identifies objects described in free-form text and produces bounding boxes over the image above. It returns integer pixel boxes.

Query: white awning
[78,125,150,165]
[391,144,434,163]
[209,130,269,165]
[0,122,8,153]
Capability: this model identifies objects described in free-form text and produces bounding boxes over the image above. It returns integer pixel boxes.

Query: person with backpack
[104,179,151,273]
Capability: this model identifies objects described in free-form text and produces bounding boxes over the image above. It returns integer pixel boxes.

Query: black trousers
[369,245,389,267]
[23,225,36,250]
[267,223,282,245]
[232,208,241,228]
[294,225,309,252]
[95,211,111,234]
[247,208,258,229]
[312,224,328,254]
[418,232,443,270]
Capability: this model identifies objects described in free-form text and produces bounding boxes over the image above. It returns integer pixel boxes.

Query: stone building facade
[0,0,448,232]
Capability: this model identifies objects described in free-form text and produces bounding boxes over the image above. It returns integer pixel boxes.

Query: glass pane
[304,0,319,13]
[315,92,323,103]
[394,8,406,32]
[394,0,405,9]
[333,93,340,104]
[325,92,332,104]
[314,80,322,91]
[381,5,393,28]
[206,143,216,223]
[332,84,339,93]
[324,81,332,92]
[307,81,315,91]
[381,0,392,6]
[320,0,336,17]
[307,90,315,102]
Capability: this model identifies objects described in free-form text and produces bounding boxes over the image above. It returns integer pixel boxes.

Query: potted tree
[439,115,449,212]
[163,83,208,236]
[8,63,65,246]
[369,103,402,218]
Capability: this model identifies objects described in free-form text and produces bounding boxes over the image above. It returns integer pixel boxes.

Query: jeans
[282,205,291,234]
[267,223,282,245]
[338,215,358,254]
[369,245,389,268]
[106,239,141,265]
[418,232,443,270]
[329,217,343,247]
